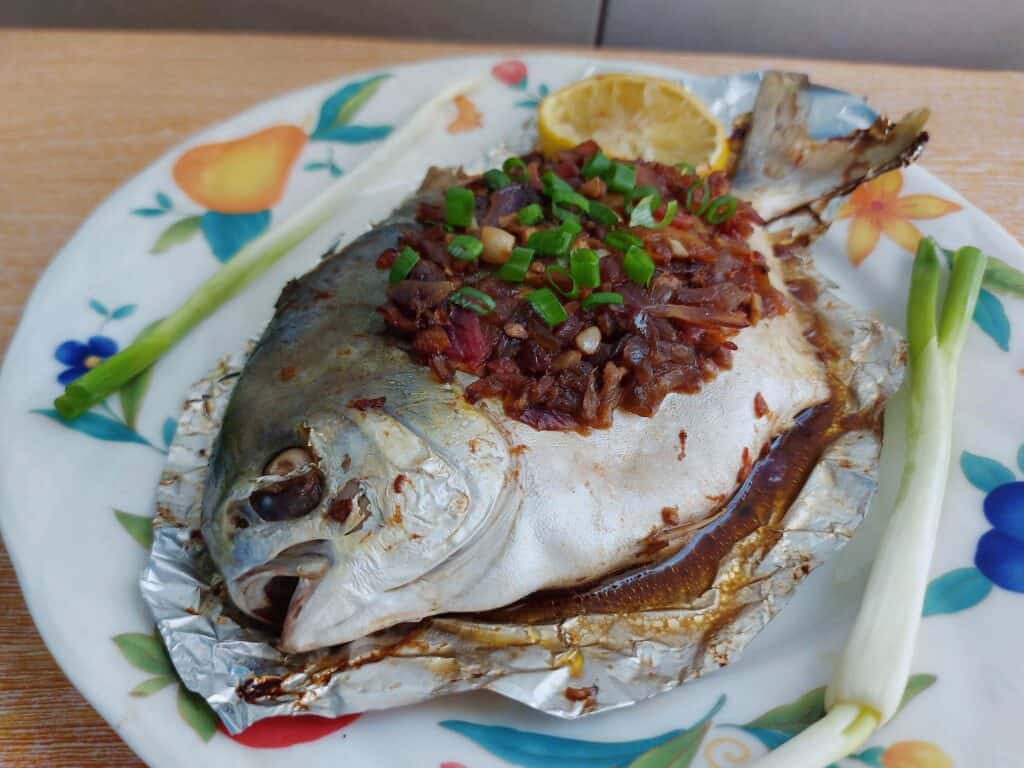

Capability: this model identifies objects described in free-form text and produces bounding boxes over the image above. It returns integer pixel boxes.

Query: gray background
[3,0,1022,70]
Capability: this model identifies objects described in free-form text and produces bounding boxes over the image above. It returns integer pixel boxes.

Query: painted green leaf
[853,746,886,766]
[177,685,218,742]
[117,319,162,429]
[973,288,1010,351]
[111,304,137,319]
[304,161,329,171]
[961,451,1016,493]
[923,566,993,616]
[744,685,826,734]
[162,417,177,448]
[628,696,723,768]
[114,509,154,550]
[898,673,937,711]
[156,191,173,210]
[32,409,151,447]
[151,215,202,254]
[312,74,391,139]
[131,676,175,697]
[133,207,166,217]
[89,299,110,316]
[981,254,1024,298]
[113,633,174,676]
[743,674,935,735]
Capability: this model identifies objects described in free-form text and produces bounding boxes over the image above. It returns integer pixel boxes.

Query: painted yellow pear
[173,125,307,214]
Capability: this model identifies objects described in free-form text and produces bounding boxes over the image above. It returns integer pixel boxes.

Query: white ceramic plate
[2,55,1023,768]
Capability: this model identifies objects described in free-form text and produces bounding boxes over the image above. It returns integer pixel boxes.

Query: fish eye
[263,447,316,476]
[250,470,324,522]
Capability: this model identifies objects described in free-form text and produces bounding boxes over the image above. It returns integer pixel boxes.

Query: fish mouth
[234,540,334,628]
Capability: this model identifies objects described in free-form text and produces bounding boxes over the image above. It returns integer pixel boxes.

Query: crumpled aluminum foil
[140,232,904,732]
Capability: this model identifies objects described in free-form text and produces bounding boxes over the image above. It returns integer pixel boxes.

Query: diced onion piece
[574,326,602,354]
[480,226,516,264]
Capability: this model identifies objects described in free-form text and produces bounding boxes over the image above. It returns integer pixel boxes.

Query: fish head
[201,306,520,652]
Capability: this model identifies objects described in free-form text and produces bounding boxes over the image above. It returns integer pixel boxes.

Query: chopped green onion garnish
[497,247,534,282]
[551,186,590,213]
[541,170,576,197]
[502,156,527,178]
[630,196,679,229]
[624,185,661,214]
[447,234,483,261]
[449,286,496,315]
[516,204,544,225]
[484,169,512,190]
[582,150,612,179]
[705,195,738,224]
[389,246,420,283]
[558,217,583,236]
[526,287,568,327]
[582,291,624,311]
[527,228,574,256]
[674,162,696,175]
[605,230,643,252]
[587,200,621,226]
[546,264,579,298]
[445,187,476,228]
[685,178,711,216]
[570,248,600,289]
[602,162,636,194]
[623,245,655,287]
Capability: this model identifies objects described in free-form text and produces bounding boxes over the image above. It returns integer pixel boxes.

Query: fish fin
[732,71,928,222]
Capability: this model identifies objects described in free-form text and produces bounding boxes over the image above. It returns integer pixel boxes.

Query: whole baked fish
[201,72,926,656]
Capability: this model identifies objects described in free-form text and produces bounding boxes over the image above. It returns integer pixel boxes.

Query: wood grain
[0,29,1021,767]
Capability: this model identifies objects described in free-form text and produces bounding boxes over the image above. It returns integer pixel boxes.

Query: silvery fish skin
[201,71,927,655]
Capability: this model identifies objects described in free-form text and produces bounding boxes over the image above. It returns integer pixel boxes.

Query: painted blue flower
[976,481,1024,592]
[54,335,118,385]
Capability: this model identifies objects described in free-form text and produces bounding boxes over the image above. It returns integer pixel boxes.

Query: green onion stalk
[54,76,482,420]
[752,238,986,768]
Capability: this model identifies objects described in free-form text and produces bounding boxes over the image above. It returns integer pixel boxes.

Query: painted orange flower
[836,170,961,266]
[881,740,953,768]
[447,95,483,134]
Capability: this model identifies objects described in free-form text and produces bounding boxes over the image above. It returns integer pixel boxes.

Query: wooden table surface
[1,28,1022,767]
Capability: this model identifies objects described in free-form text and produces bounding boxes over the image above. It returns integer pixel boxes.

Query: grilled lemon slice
[537,73,728,170]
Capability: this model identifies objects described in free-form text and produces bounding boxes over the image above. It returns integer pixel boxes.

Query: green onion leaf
[581,291,624,311]
[526,287,568,327]
[623,245,655,287]
[449,286,496,315]
[674,162,696,175]
[526,228,574,256]
[582,150,612,179]
[502,156,527,178]
[630,196,678,229]
[447,234,483,262]
[546,263,579,299]
[516,204,544,225]
[587,200,621,226]
[444,187,476,228]
[685,178,711,216]
[705,195,738,224]
[604,230,643,252]
[484,169,512,190]
[497,247,534,282]
[602,162,636,194]
[570,248,600,289]
[389,246,419,283]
